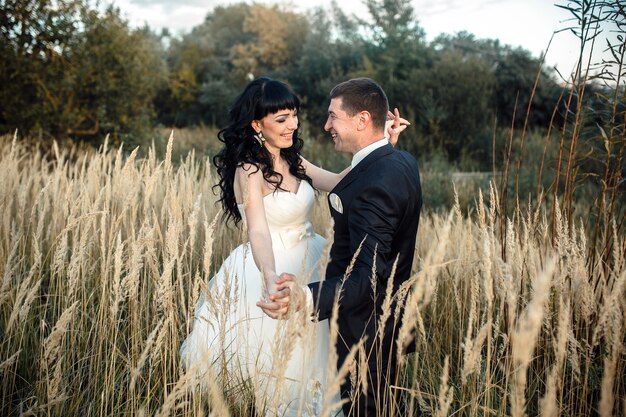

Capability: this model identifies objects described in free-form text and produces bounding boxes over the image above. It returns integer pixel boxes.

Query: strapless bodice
[238,180,316,249]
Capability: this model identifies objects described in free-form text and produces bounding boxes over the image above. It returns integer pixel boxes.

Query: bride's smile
[252,108,299,153]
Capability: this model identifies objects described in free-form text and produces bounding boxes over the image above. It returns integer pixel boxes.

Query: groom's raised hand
[385,107,410,147]
[256,273,305,319]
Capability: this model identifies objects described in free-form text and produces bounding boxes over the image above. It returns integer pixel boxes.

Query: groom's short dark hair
[330,78,389,132]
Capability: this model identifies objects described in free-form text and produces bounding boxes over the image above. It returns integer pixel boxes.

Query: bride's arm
[235,164,277,296]
[300,157,350,193]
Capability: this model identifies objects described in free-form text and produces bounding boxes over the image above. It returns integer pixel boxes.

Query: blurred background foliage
[0,0,568,150]
[1,0,624,217]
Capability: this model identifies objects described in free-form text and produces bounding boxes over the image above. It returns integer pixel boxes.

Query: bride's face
[252,108,298,153]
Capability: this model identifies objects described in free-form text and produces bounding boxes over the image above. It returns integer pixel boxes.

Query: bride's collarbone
[264,177,301,196]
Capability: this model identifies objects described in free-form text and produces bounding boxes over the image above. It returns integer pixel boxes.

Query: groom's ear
[356,111,372,131]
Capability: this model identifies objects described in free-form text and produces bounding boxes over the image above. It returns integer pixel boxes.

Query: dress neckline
[236,180,307,207]
[263,179,303,199]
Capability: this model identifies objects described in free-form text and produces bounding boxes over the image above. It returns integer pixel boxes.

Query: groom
[259,78,422,417]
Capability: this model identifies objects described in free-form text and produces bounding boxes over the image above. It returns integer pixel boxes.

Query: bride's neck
[271,153,289,173]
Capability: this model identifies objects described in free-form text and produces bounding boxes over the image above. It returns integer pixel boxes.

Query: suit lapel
[331,144,394,194]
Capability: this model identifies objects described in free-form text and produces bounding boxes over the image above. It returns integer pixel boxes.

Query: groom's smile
[325,97,359,155]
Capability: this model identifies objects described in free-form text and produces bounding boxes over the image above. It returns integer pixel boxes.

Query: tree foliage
[1,0,84,136]
[154,3,310,128]
[2,0,572,161]
[0,0,166,142]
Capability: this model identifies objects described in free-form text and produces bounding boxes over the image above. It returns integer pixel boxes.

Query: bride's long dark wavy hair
[213,77,312,225]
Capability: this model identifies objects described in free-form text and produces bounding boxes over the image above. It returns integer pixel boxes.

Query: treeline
[155,0,566,166]
[0,0,621,169]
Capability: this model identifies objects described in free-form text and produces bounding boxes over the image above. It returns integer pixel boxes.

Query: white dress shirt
[351,138,389,169]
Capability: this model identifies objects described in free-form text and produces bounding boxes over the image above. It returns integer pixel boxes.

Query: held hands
[385,107,411,147]
[257,273,305,320]
[262,271,279,301]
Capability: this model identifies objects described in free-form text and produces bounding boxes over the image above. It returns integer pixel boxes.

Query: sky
[106,0,618,79]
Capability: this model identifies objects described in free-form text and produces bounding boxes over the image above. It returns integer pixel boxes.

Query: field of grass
[0,131,623,416]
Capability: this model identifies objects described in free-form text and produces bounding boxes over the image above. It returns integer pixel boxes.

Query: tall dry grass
[1,2,623,415]
[0,130,623,416]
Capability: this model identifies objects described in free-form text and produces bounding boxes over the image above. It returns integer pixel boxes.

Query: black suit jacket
[308,143,422,365]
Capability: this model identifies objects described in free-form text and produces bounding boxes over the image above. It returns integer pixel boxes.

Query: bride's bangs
[259,80,300,118]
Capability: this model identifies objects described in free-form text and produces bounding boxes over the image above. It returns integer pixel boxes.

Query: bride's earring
[254,131,265,146]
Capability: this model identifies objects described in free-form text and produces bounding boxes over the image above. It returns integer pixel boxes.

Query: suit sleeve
[311,182,404,320]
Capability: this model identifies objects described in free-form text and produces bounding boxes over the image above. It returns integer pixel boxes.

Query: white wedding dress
[181,180,342,417]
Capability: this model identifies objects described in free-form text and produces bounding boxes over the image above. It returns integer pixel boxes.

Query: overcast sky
[106,0,618,79]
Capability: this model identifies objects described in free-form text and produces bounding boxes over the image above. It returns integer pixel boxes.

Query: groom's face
[324,97,358,155]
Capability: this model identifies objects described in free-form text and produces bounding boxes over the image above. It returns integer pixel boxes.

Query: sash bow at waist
[272,221,314,249]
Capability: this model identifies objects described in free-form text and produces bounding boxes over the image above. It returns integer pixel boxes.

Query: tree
[421,50,496,161]
[432,32,562,128]
[0,0,85,136]
[0,1,166,143]
[154,4,249,127]
[290,7,367,138]
[67,8,166,142]
[232,4,309,81]
[156,3,311,129]
[359,0,432,147]
[362,0,422,48]
[492,47,562,128]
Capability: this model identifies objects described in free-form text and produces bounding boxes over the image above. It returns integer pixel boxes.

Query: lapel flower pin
[329,193,344,214]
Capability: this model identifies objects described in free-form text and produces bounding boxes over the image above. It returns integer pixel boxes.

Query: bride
[180,77,405,416]
[180,77,348,416]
